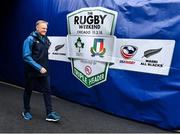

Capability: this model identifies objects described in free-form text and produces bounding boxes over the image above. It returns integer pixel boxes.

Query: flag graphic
[91,38,106,57]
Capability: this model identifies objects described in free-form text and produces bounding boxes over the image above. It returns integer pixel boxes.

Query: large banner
[49,7,175,87]
[67,7,118,88]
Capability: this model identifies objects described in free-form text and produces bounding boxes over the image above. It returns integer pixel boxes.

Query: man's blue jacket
[23,31,51,77]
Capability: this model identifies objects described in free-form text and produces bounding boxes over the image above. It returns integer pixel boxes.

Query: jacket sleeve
[22,36,42,71]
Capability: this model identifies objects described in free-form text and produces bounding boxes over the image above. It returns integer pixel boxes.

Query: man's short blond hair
[36,20,48,27]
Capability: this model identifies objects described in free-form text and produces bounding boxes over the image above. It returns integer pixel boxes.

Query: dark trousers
[23,74,52,115]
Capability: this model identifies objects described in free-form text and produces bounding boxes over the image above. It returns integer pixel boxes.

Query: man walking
[22,20,61,122]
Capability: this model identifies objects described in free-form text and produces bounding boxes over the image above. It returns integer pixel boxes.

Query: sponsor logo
[120,45,137,59]
[119,45,137,64]
[36,41,40,43]
[141,48,163,67]
[75,37,84,52]
[52,44,66,55]
[85,65,92,75]
[142,48,162,58]
[54,44,65,51]
[74,37,84,57]
[90,38,106,57]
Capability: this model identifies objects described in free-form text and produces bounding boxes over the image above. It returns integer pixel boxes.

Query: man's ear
[36,26,38,31]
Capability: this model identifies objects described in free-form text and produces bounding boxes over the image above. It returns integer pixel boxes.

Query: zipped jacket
[23,31,51,77]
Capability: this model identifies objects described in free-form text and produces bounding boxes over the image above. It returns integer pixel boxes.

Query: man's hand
[40,67,47,74]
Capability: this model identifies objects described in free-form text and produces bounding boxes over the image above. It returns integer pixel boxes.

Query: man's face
[36,23,48,36]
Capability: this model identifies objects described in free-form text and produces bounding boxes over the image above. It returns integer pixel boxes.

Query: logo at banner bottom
[71,59,109,88]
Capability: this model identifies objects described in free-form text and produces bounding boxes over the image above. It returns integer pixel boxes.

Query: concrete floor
[0,82,170,133]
